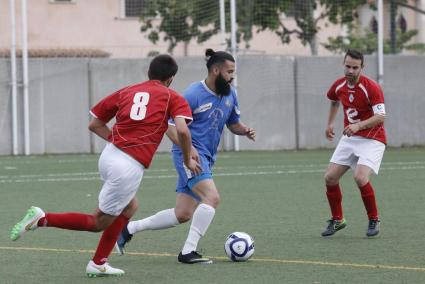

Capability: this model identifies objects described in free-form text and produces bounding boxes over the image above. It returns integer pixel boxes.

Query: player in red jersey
[10,55,201,277]
[321,49,386,237]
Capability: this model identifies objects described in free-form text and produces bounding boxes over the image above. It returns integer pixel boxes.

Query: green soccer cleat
[321,218,347,237]
[10,206,45,241]
[86,260,125,278]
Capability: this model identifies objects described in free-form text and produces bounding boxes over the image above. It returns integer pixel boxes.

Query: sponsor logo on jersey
[349,94,354,103]
[193,102,213,114]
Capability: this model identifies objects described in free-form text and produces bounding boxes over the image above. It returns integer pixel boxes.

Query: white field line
[1,160,424,177]
[0,246,425,272]
[0,164,424,183]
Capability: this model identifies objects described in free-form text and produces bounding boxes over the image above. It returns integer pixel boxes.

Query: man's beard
[345,73,359,84]
[215,73,231,96]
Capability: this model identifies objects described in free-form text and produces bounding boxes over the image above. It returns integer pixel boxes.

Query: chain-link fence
[1,0,424,58]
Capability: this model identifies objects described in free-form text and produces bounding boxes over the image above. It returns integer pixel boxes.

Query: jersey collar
[201,80,219,97]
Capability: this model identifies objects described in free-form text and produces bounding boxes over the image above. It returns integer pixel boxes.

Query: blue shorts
[172,151,214,202]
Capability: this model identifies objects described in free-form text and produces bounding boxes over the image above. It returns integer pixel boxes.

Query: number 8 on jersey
[130,92,150,121]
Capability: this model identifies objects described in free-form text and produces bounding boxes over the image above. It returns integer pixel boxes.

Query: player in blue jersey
[115,48,256,264]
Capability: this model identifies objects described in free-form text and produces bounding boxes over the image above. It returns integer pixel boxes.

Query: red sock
[359,182,379,220]
[37,213,96,231]
[92,215,129,265]
[326,184,343,220]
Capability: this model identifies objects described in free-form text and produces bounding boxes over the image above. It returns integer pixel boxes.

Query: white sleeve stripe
[358,83,370,102]
[335,80,346,94]
[175,115,193,121]
[89,110,98,118]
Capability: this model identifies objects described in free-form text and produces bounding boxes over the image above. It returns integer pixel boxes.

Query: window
[370,16,378,34]
[398,14,407,33]
[124,0,147,18]
[49,0,75,3]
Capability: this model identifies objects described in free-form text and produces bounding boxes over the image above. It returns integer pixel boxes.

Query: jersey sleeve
[169,86,198,125]
[368,80,386,116]
[90,90,120,123]
[227,90,241,125]
[326,80,339,101]
[169,91,193,123]
[367,80,385,105]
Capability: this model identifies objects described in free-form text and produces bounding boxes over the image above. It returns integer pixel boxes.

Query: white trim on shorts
[98,143,144,216]
[330,135,385,175]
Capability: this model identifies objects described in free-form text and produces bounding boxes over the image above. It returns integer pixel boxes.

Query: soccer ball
[224,232,255,262]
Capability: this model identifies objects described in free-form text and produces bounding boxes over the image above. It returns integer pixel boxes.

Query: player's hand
[245,127,256,141]
[325,125,335,141]
[190,146,200,163]
[343,124,361,137]
[185,158,202,176]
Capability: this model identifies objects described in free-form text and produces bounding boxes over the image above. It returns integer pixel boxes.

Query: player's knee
[175,209,192,223]
[324,172,339,185]
[203,194,220,208]
[122,199,139,218]
[92,222,106,232]
[127,203,139,216]
[353,174,368,187]
[212,194,220,208]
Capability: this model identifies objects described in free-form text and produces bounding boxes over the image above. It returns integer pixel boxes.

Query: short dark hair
[344,49,364,66]
[205,48,235,70]
[148,54,178,81]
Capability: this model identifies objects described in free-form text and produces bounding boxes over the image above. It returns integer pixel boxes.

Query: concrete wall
[237,55,297,150]
[0,60,12,154]
[0,55,424,155]
[383,56,425,146]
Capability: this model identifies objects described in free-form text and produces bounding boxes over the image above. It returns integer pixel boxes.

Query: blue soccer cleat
[115,225,133,255]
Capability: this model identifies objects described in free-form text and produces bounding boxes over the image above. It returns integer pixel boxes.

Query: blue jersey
[171,81,240,161]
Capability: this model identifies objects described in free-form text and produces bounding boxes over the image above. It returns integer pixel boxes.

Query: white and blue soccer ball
[224,232,255,262]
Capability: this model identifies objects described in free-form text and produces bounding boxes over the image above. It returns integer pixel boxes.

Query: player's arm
[343,107,385,137]
[166,124,199,162]
[227,122,256,141]
[326,101,340,141]
[165,124,179,145]
[174,117,201,175]
[88,117,111,141]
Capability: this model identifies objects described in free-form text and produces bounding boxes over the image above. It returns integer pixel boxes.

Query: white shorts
[98,143,144,216]
[330,135,385,175]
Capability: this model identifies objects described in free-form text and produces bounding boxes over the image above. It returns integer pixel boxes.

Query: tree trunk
[309,35,318,55]
[184,41,189,56]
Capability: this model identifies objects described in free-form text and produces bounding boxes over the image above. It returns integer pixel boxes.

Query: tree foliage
[140,0,221,54]
[324,25,425,54]
[139,0,368,55]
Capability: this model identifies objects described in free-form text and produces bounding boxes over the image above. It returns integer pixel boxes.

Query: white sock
[127,208,179,235]
[181,203,215,255]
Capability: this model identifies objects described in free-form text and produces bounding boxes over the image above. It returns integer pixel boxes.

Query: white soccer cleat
[10,206,45,241]
[86,260,125,278]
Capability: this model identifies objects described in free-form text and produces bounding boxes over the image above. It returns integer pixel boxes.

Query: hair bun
[205,48,215,58]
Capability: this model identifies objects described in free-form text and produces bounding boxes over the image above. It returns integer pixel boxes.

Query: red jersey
[327,75,386,144]
[90,80,192,168]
